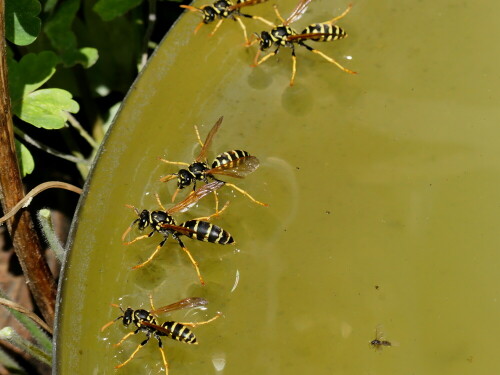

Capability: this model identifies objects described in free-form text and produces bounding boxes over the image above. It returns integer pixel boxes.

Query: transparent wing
[151,297,208,315]
[140,321,174,335]
[167,180,224,214]
[195,116,224,162]
[228,0,268,11]
[285,0,313,25]
[207,155,260,179]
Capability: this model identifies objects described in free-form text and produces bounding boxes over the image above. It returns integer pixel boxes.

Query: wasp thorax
[151,211,169,224]
[189,162,208,179]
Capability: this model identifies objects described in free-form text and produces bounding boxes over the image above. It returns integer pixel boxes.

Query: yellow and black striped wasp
[180,0,274,44]
[101,296,220,375]
[251,0,356,86]
[122,180,234,285]
[160,116,267,207]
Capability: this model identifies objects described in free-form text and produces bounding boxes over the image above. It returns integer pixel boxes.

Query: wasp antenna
[180,4,202,13]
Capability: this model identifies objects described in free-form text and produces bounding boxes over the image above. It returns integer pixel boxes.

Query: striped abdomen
[179,220,234,245]
[211,150,250,169]
[301,24,347,41]
[161,321,198,344]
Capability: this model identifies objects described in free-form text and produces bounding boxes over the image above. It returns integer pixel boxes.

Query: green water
[56,0,500,374]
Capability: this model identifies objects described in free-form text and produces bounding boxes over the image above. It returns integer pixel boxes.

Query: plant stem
[0,1,57,327]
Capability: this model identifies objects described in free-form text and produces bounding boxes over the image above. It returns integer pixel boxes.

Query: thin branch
[0,2,57,327]
[66,113,98,149]
[0,298,52,335]
[139,0,157,70]
[0,181,82,224]
[14,127,90,165]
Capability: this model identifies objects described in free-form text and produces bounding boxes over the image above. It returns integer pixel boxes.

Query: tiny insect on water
[180,0,274,44]
[370,325,392,350]
[122,180,234,285]
[101,296,221,375]
[160,116,267,207]
[250,0,356,86]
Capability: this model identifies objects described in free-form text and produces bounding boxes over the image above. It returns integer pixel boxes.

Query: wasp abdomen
[301,24,347,41]
[180,220,234,245]
[211,150,250,168]
[161,321,198,344]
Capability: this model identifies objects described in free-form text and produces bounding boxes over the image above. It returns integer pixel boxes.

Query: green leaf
[93,0,144,21]
[15,140,35,177]
[45,0,99,67]
[5,0,41,46]
[16,88,79,129]
[8,51,59,105]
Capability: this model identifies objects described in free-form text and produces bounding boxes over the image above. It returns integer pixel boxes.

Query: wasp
[122,180,234,285]
[370,325,392,350]
[180,0,274,44]
[251,0,356,86]
[101,296,220,375]
[160,116,267,207]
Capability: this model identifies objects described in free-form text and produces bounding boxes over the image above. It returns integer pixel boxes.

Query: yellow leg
[159,158,190,167]
[171,187,181,203]
[155,193,167,211]
[115,331,135,348]
[309,48,356,74]
[131,243,163,269]
[159,347,169,375]
[149,294,156,311]
[194,125,204,147]
[180,245,205,286]
[123,234,150,246]
[273,5,286,24]
[178,312,221,327]
[236,17,249,44]
[255,50,278,67]
[194,200,229,221]
[209,19,224,37]
[290,52,297,86]
[115,343,143,369]
[225,183,268,207]
[328,4,352,23]
[252,16,275,27]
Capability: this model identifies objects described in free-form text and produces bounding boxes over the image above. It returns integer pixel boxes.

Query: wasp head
[201,5,217,23]
[122,308,134,326]
[259,31,273,50]
[136,209,151,230]
[177,169,194,189]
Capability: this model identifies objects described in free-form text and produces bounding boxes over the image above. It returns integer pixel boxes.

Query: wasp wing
[157,222,198,237]
[167,180,224,214]
[285,0,313,25]
[287,32,332,41]
[195,116,223,162]
[140,321,174,335]
[228,0,268,11]
[151,297,208,315]
[207,155,260,179]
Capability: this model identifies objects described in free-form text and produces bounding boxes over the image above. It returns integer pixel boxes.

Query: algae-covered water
[55,0,500,374]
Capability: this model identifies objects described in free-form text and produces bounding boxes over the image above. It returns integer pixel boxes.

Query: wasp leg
[155,193,167,211]
[159,158,190,167]
[123,232,153,246]
[158,346,169,375]
[115,335,151,369]
[178,312,221,327]
[224,182,268,207]
[299,42,357,74]
[209,19,224,37]
[290,48,297,86]
[240,13,275,27]
[252,47,279,68]
[114,331,136,347]
[327,3,352,24]
[235,17,250,44]
[194,200,229,221]
[273,5,286,24]
[171,187,182,203]
[194,125,204,147]
[131,238,167,270]
[174,235,205,286]
[149,294,156,311]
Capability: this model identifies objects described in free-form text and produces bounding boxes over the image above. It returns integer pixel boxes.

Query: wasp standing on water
[251,0,356,86]
[122,180,234,285]
[101,296,220,375]
[160,116,267,207]
[180,0,274,44]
